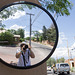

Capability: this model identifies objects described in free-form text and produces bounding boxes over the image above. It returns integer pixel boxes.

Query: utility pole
[26,13,34,46]
[67,40,70,59]
[56,55,58,63]
[67,40,70,66]
[70,52,72,59]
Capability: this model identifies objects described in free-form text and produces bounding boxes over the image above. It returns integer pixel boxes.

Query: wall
[0,62,47,75]
[0,0,47,75]
[0,0,41,9]
[65,59,74,68]
[73,58,75,67]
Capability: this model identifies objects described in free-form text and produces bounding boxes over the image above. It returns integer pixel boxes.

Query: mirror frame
[0,1,59,69]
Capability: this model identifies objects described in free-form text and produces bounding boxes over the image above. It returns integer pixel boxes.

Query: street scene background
[0,0,75,75]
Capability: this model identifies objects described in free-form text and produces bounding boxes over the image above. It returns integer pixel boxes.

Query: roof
[13,35,20,37]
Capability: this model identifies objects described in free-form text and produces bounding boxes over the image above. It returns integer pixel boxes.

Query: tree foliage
[7,28,25,38]
[39,0,73,16]
[0,0,73,20]
[16,28,24,38]
[0,31,14,44]
[0,20,6,30]
[32,31,41,42]
[42,25,56,43]
[57,57,65,63]
[32,26,56,43]
[47,27,56,43]
[47,57,65,67]
[47,57,56,66]
[42,26,47,40]
[25,37,30,40]
[0,4,35,20]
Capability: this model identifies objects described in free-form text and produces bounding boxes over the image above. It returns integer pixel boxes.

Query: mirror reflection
[0,4,57,67]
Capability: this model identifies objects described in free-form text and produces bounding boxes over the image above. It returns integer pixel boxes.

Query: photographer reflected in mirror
[15,42,35,67]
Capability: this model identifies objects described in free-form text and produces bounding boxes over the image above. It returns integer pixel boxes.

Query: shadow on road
[58,73,71,75]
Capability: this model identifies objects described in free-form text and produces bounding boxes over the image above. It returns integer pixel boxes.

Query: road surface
[0,41,53,65]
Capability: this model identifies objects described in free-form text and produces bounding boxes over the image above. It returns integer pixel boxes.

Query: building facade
[65,58,75,68]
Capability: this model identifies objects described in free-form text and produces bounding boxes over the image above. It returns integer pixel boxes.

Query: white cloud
[7,10,26,20]
[52,42,75,59]
[24,31,29,38]
[71,43,75,50]
[38,30,43,33]
[58,32,67,45]
[70,42,75,58]
[51,32,69,59]
[24,31,34,38]
[52,47,68,59]
[10,24,25,30]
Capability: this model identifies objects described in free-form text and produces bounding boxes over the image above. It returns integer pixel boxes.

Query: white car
[47,66,51,71]
[53,63,70,74]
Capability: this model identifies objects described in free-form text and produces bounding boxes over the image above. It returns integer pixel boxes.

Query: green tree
[19,38,25,42]
[0,0,73,19]
[7,28,25,39]
[0,4,35,19]
[47,27,56,43]
[16,28,24,38]
[32,31,41,42]
[39,0,73,17]
[31,37,35,41]
[58,57,65,63]
[25,37,30,40]
[7,29,16,34]
[39,36,43,42]
[42,26,47,40]
[0,31,14,44]
[47,57,56,67]
[0,20,6,30]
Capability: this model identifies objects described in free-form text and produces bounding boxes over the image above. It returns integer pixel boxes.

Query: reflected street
[0,41,52,65]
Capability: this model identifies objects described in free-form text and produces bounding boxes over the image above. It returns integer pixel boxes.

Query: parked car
[47,66,51,71]
[53,63,70,74]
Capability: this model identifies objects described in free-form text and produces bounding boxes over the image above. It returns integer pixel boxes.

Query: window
[60,64,69,67]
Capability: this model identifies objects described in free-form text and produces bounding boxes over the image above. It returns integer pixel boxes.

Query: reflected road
[0,41,53,65]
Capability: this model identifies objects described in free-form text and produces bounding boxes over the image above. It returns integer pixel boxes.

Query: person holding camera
[16,42,35,67]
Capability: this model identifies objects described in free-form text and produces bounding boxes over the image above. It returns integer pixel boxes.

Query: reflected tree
[0,0,73,20]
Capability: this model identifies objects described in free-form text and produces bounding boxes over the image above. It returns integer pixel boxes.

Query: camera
[23,45,28,50]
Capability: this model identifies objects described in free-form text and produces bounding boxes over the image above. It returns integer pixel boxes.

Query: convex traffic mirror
[0,1,58,69]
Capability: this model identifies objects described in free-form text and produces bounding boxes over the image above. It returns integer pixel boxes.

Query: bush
[0,31,14,45]
[25,37,30,40]
[71,67,75,72]
[39,36,42,42]
[19,38,25,42]
[31,37,35,41]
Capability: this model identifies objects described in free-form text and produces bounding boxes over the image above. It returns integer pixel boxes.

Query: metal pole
[30,14,31,46]
[67,40,70,59]
[67,40,70,67]
[26,13,34,46]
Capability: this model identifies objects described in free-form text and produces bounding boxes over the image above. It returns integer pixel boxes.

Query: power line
[32,10,43,25]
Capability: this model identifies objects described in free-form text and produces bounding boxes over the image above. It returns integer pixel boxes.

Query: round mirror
[0,1,58,69]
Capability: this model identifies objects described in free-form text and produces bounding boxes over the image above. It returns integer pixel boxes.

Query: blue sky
[2,5,52,37]
[52,0,75,59]
[1,0,75,59]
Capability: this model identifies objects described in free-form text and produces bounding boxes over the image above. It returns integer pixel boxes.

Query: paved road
[0,41,53,65]
[47,69,75,75]
[31,42,52,65]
